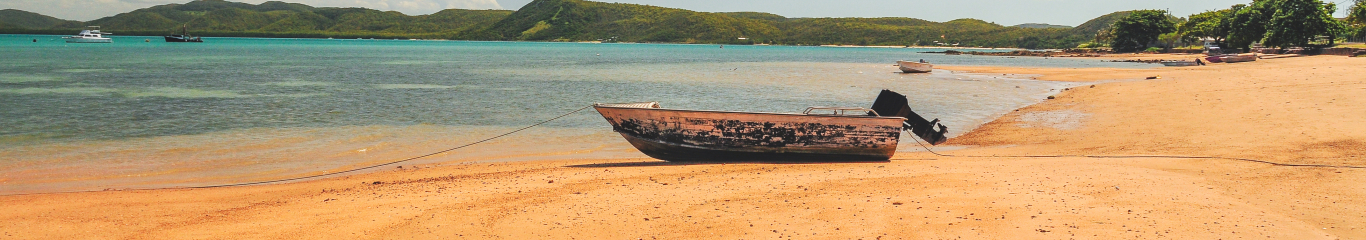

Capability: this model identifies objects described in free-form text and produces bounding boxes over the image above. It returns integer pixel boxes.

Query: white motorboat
[63,26,112,43]
[896,60,933,73]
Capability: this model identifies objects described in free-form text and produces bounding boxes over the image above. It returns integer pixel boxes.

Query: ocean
[0,34,1149,194]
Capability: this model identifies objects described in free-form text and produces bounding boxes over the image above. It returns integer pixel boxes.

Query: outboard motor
[870,89,949,145]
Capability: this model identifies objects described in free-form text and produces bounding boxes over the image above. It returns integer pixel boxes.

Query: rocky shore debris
[1106,59,1169,64]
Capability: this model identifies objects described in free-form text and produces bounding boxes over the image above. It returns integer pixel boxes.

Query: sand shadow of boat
[564,159,894,168]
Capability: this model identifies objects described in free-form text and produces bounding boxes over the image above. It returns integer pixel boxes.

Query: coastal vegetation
[6,0,1355,50]
[0,0,1125,49]
[0,9,82,29]
[1108,10,1176,52]
[0,0,512,39]
[1346,0,1366,40]
[1106,0,1351,52]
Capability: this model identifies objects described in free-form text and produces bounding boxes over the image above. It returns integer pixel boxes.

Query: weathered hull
[897,61,933,73]
[595,104,906,162]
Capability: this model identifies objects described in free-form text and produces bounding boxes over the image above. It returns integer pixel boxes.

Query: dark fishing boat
[164,25,203,43]
[594,90,948,162]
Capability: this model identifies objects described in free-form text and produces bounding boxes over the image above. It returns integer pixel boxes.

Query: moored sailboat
[164,24,203,42]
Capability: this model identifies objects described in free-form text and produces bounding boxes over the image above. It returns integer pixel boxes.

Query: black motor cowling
[870,89,948,145]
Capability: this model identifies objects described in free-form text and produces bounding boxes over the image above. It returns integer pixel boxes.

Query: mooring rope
[191,105,596,188]
[0,105,594,197]
[904,129,1366,169]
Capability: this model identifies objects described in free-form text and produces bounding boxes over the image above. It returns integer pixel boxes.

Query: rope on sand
[191,105,596,188]
[904,129,1366,169]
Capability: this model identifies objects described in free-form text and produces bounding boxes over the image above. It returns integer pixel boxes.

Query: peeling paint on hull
[595,104,906,162]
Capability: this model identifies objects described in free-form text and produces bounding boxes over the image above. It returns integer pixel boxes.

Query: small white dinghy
[896,60,933,73]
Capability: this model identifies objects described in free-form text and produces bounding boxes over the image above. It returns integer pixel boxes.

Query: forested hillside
[0,9,82,29]
[2,0,511,39]
[1,0,1130,48]
[464,0,1115,48]
[464,0,780,43]
[1013,23,1072,29]
[1068,11,1134,37]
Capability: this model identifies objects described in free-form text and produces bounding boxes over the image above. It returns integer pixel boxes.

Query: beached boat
[1220,54,1258,63]
[164,25,203,43]
[1160,61,1200,67]
[897,61,933,73]
[63,26,112,43]
[594,90,948,162]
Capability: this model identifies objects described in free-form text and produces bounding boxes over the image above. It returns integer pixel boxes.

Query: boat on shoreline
[63,26,112,43]
[594,90,948,162]
[1220,54,1258,63]
[897,60,933,73]
[1160,61,1200,67]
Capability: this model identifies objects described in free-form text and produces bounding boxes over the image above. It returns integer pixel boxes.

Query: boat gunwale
[593,104,909,121]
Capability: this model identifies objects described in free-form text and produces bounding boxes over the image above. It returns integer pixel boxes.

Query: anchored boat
[897,60,933,73]
[594,90,948,162]
[63,26,112,43]
[164,24,203,43]
[1220,54,1258,63]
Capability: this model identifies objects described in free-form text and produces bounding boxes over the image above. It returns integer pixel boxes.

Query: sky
[4,0,1358,26]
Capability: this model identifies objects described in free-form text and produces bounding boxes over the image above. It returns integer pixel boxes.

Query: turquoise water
[0,34,1148,194]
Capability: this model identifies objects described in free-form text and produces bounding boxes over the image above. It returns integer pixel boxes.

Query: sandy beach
[3,56,1364,239]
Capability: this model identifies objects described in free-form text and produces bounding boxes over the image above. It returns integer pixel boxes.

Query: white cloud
[0,0,505,21]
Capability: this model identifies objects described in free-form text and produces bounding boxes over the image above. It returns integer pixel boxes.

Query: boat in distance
[897,60,933,73]
[1220,54,1258,63]
[165,24,203,42]
[1160,61,1200,67]
[63,26,112,43]
[594,90,948,162]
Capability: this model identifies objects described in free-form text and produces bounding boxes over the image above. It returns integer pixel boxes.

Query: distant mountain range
[0,0,1128,49]
[0,9,82,29]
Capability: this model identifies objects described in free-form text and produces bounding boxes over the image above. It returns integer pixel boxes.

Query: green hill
[718,12,788,22]
[1013,23,1072,29]
[0,0,1135,48]
[772,17,1083,48]
[466,0,779,43]
[464,0,1101,47]
[0,9,82,29]
[73,0,511,38]
[1069,11,1133,36]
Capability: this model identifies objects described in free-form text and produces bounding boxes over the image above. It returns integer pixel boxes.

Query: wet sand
[3,56,1365,239]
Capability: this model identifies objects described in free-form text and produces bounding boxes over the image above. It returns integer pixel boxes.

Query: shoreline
[3,56,1365,238]
[819,44,1020,50]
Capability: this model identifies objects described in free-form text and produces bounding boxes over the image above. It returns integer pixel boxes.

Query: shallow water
[0,34,1149,194]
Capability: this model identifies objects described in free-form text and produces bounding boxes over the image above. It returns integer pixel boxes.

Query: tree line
[1101,0,1364,52]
